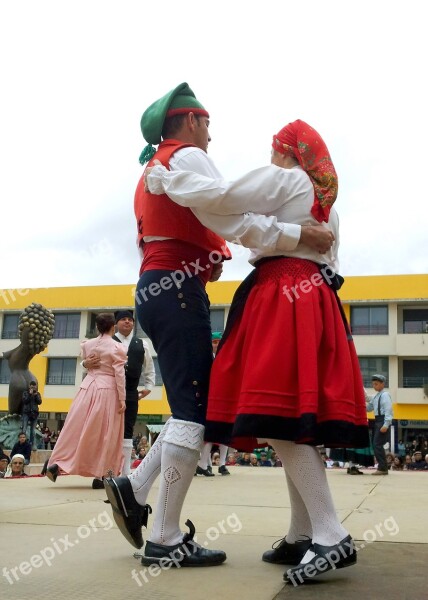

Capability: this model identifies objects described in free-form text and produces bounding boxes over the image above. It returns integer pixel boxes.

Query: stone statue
[2,303,55,415]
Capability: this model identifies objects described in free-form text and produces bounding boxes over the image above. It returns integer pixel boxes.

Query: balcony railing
[402,376,428,388]
[46,376,76,385]
[351,325,388,335]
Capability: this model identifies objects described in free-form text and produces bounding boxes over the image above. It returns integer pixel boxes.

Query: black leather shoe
[262,536,312,565]
[218,465,230,475]
[141,520,226,567]
[46,464,59,483]
[195,466,215,477]
[41,459,49,476]
[92,478,104,489]
[347,466,364,475]
[104,475,152,549]
[284,535,357,585]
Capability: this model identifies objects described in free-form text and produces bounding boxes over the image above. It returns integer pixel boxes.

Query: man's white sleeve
[141,340,156,390]
[159,150,301,252]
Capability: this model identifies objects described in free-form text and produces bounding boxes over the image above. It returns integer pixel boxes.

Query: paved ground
[1,467,427,600]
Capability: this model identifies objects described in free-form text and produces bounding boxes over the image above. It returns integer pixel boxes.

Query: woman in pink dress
[46,313,126,483]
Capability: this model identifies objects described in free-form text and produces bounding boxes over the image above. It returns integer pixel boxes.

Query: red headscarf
[272,119,338,223]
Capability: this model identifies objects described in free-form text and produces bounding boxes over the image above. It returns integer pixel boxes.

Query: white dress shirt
[112,332,155,390]
[146,150,339,270]
[143,147,302,254]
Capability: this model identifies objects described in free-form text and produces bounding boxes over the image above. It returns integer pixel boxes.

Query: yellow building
[1,274,427,441]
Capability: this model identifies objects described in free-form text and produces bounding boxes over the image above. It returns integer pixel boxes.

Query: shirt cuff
[147,165,168,194]
[275,224,301,252]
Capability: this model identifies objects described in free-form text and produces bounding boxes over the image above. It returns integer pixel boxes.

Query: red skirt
[205,258,370,451]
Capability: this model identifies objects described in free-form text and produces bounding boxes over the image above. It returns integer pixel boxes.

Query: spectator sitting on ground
[237,452,251,466]
[10,433,32,465]
[0,443,10,463]
[407,451,426,470]
[391,456,404,471]
[386,452,395,470]
[249,454,259,467]
[211,452,220,466]
[258,451,272,466]
[0,457,9,478]
[4,454,28,478]
[137,447,147,460]
[270,451,282,467]
[403,455,413,470]
[137,435,150,455]
[226,453,237,466]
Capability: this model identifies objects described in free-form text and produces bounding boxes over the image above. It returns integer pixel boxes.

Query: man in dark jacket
[10,432,32,465]
[21,381,42,449]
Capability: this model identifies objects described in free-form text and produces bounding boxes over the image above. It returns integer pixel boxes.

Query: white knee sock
[218,444,228,467]
[121,438,134,477]
[271,439,348,552]
[149,419,204,546]
[197,442,213,469]
[267,439,312,543]
[129,418,171,506]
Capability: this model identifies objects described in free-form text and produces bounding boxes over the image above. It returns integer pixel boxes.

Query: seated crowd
[317,436,428,472]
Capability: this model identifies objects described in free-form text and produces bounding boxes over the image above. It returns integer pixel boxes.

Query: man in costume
[84,310,155,487]
[104,83,335,569]
[145,118,370,584]
[366,373,393,475]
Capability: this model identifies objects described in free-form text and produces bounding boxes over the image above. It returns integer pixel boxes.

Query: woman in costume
[46,313,126,484]
[146,119,370,584]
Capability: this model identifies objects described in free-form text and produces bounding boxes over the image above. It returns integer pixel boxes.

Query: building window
[1,314,19,339]
[402,360,428,388]
[403,309,428,334]
[350,306,388,335]
[0,359,11,384]
[210,308,225,333]
[53,313,81,339]
[46,358,76,385]
[358,357,388,387]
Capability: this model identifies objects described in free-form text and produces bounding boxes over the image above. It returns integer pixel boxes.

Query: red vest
[134,140,231,259]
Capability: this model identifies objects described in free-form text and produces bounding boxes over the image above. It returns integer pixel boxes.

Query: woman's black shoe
[46,464,59,483]
[284,535,356,585]
[92,478,104,489]
[262,536,312,565]
[41,459,49,476]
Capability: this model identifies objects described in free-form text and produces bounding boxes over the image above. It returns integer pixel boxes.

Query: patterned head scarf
[5,453,25,478]
[272,119,338,223]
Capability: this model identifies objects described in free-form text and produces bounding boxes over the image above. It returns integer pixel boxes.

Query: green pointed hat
[139,82,209,164]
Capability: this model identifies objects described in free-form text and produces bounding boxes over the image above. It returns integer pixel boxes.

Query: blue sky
[1,0,427,289]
